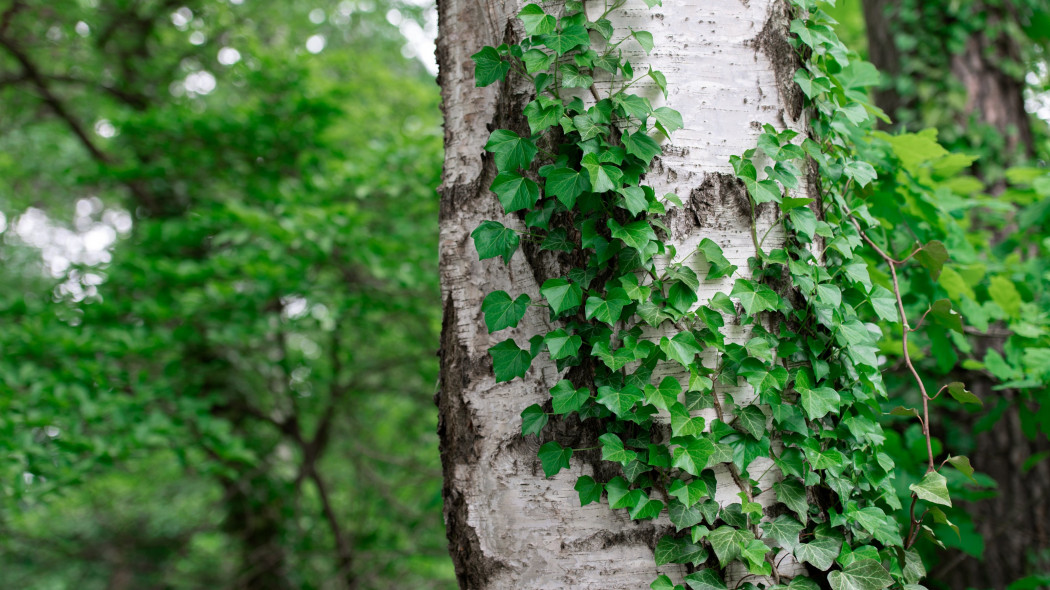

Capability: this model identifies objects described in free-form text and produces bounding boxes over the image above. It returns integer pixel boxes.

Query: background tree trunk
[435,0,807,587]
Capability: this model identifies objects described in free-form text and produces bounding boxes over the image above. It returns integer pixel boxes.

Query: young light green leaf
[596,385,644,417]
[545,328,582,360]
[794,526,843,571]
[608,219,657,250]
[760,514,804,551]
[517,4,556,36]
[909,471,952,507]
[660,332,702,366]
[668,478,708,507]
[946,455,977,483]
[672,437,715,476]
[581,152,624,192]
[698,238,738,279]
[730,279,781,314]
[670,403,706,437]
[560,64,594,88]
[645,376,682,410]
[623,131,662,165]
[482,290,531,332]
[708,525,750,566]
[799,386,840,420]
[539,25,590,55]
[653,106,684,134]
[599,432,638,463]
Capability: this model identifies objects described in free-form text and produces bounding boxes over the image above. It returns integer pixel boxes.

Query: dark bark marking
[754,0,804,122]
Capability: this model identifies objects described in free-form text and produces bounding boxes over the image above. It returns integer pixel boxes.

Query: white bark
[437,1,807,587]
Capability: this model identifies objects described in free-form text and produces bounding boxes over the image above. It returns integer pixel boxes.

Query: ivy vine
[468,1,978,589]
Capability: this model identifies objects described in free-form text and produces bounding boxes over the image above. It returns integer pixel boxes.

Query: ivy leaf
[843,160,877,187]
[909,471,952,507]
[670,403,706,437]
[653,106,684,134]
[599,432,638,463]
[794,526,843,571]
[545,328,582,360]
[630,493,664,520]
[489,339,533,382]
[730,279,781,314]
[596,385,644,417]
[632,29,654,53]
[537,441,572,477]
[735,405,767,439]
[543,167,590,208]
[946,455,977,483]
[989,275,1022,317]
[623,131,662,165]
[471,220,519,263]
[574,475,603,506]
[760,514,804,551]
[668,501,704,530]
[645,376,682,410]
[522,48,556,74]
[520,404,547,436]
[539,25,590,55]
[672,437,715,476]
[827,559,893,590]
[485,129,538,172]
[560,64,594,88]
[946,381,981,406]
[799,386,841,420]
[849,506,903,546]
[802,439,845,470]
[491,172,540,213]
[585,288,631,324]
[651,575,680,590]
[741,538,771,574]
[915,240,949,280]
[708,525,750,566]
[605,476,639,509]
[773,477,808,519]
[929,299,963,333]
[868,285,898,322]
[481,291,531,332]
[581,152,624,192]
[517,4,556,36]
[660,332,702,366]
[523,97,563,133]
[550,379,589,414]
[698,238,737,279]
[608,219,657,250]
[668,478,708,507]
[472,46,509,86]
[684,569,727,590]
[540,278,583,314]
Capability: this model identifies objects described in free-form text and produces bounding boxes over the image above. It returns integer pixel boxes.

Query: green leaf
[946,381,981,406]
[485,129,538,172]
[596,385,644,417]
[523,97,563,133]
[471,220,520,263]
[909,471,952,507]
[828,559,893,590]
[708,525,750,566]
[543,167,590,208]
[517,4,556,36]
[794,526,843,571]
[581,152,624,192]
[698,238,738,279]
[988,275,1022,317]
[630,493,663,520]
[545,329,582,360]
[550,379,589,414]
[537,440,572,477]
[915,240,948,280]
[585,288,631,324]
[843,160,877,187]
[472,46,509,86]
[668,478,708,507]
[653,107,684,134]
[632,30,654,53]
[520,404,547,435]
[560,64,594,88]
[760,514,804,551]
[574,475,603,505]
[946,455,977,483]
[670,403,706,437]
[672,437,715,476]
[774,477,808,519]
[660,332,702,366]
[645,376,682,410]
[730,279,781,314]
[605,476,640,509]
[599,432,638,463]
[623,131,662,165]
[684,569,727,590]
[489,339,533,382]
[482,291,531,332]
[799,387,840,420]
[609,219,657,250]
[735,404,767,439]
[651,575,679,590]
[490,172,540,213]
[539,24,590,55]
[928,299,963,333]
[868,285,898,322]
[541,278,583,314]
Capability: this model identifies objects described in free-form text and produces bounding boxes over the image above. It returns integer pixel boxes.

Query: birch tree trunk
[436,1,807,587]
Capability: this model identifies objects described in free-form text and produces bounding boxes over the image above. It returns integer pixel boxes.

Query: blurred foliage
[829,0,1050,588]
[0,0,452,588]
